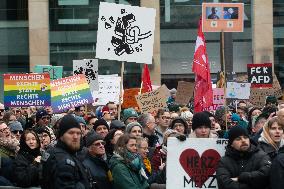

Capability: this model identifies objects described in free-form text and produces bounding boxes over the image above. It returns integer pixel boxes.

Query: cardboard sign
[51,74,94,113]
[135,85,168,114]
[122,88,140,109]
[34,65,63,80]
[203,104,223,111]
[92,75,121,106]
[167,138,227,189]
[249,88,275,107]
[175,81,194,105]
[202,3,244,32]
[247,63,273,88]
[73,59,99,91]
[4,73,51,107]
[96,2,156,64]
[272,74,282,98]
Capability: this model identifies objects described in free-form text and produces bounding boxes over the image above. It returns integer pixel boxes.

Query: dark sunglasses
[0,109,4,113]
[12,130,23,134]
[93,141,106,147]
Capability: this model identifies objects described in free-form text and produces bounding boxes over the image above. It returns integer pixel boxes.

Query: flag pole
[221,30,228,131]
[118,61,124,121]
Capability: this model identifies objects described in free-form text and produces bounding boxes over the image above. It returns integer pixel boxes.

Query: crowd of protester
[1,90,284,189]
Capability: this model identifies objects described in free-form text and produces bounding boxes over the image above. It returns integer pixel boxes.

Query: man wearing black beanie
[189,112,217,138]
[216,126,271,189]
[41,115,92,189]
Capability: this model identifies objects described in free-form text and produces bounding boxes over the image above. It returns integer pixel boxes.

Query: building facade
[0,0,283,101]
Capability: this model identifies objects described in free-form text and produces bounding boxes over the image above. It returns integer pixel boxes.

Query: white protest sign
[92,75,121,106]
[135,85,168,114]
[226,82,251,99]
[167,138,227,189]
[96,2,156,64]
[73,59,99,91]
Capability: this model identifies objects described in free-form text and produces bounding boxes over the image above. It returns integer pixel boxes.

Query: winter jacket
[83,153,113,189]
[258,137,284,160]
[109,154,149,189]
[12,151,41,187]
[41,140,91,189]
[270,146,284,189]
[143,133,160,148]
[216,144,271,189]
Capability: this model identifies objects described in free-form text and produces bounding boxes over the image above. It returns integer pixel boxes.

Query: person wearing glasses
[83,131,113,189]
[155,109,171,144]
[8,121,23,141]
[0,103,5,121]
[138,113,159,147]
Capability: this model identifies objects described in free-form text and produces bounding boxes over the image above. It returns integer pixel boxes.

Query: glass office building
[0,0,283,101]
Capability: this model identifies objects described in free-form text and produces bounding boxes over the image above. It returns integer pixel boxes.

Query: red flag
[141,64,152,92]
[192,18,213,112]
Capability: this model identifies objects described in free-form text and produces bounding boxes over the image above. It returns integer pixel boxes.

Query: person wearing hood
[109,134,149,189]
[189,112,217,138]
[168,117,190,137]
[258,117,284,159]
[216,126,271,189]
[41,114,92,189]
[12,129,42,187]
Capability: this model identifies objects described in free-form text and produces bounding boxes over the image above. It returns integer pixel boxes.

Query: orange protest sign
[202,3,244,32]
[122,88,140,109]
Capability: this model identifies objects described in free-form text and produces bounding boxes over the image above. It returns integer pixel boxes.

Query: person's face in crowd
[25,133,39,149]
[173,122,185,134]
[80,123,88,137]
[11,130,23,141]
[0,123,11,138]
[45,106,53,115]
[38,115,50,127]
[9,114,17,122]
[279,103,284,110]
[0,105,5,120]
[157,112,171,128]
[195,126,210,138]
[61,128,81,151]
[231,135,250,152]
[237,108,246,119]
[107,103,118,119]
[126,138,137,153]
[111,130,123,144]
[269,122,283,143]
[90,140,106,156]
[89,117,98,125]
[277,109,284,125]
[186,117,193,130]
[38,132,51,148]
[138,140,149,159]
[103,111,111,121]
[238,102,247,108]
[146,115,156,132]
[222,111,232,123]
[251,109,261,117]
[125,117,138,125]
[95,125,109,138]
[130,126,142,137]
[20,107,30,117]
[76,107,85,117]
[209,116,217,130]
[252,118,266,134]
[12,108,21,119]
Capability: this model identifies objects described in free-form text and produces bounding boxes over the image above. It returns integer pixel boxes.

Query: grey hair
[137,113,152,128]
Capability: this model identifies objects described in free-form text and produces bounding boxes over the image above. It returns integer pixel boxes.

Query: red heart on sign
[179,149,221,188]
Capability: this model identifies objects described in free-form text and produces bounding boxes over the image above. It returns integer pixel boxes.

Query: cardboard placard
[34,65,63,80]
[175,81,194,105]
[4,73,51,107]
[249,88,275,107]
[122,88,140,109]
[202,3,244,32]
[167,138,227,188]
[247,63,273,88]
[96,2,156,64]
[135,85,168,114]
[51,74,94,113]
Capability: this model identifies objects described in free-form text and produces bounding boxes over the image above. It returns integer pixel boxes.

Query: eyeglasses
[93,141,106,147]
[0,109,5,113]
[161,116,171,120]
[12,130,23,134]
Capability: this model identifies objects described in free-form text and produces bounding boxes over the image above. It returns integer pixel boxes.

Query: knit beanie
[123,108,138,122]
[85,130,104,147]
[36,109,49,122]
[110,120,126,130]
[35,126,51,139]
[74,115,86,125]
[93,119,109,131]
[58,115,81,137]
[228,126,249,146]
[125,122,143,134]
[180,111,193,120]
[8,121,23,132]
[191,112,211,130]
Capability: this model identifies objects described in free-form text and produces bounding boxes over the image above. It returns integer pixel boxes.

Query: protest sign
[51,74,93,113]
[226,82,251,99]
[249,88,274,107]
[135,85,168,114]
[34,65,63,80]
[167,138,227,188]
[175,81,194,105]
[73,59,99,91]
[95,2,156,64]
[213,88,225,104]
[92,75,121,106]
[4,73,51,107]
[272,74,282,98]
[202,3,244,32]
[121,88,140,109]
[247,63,273,88]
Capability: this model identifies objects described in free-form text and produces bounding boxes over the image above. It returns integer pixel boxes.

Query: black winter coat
[216,144,271,189]
[270,146,284,189]
[258,141,278,160]
[83,153,113,189]
[12,151,41,187]
[41,140,92,189]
